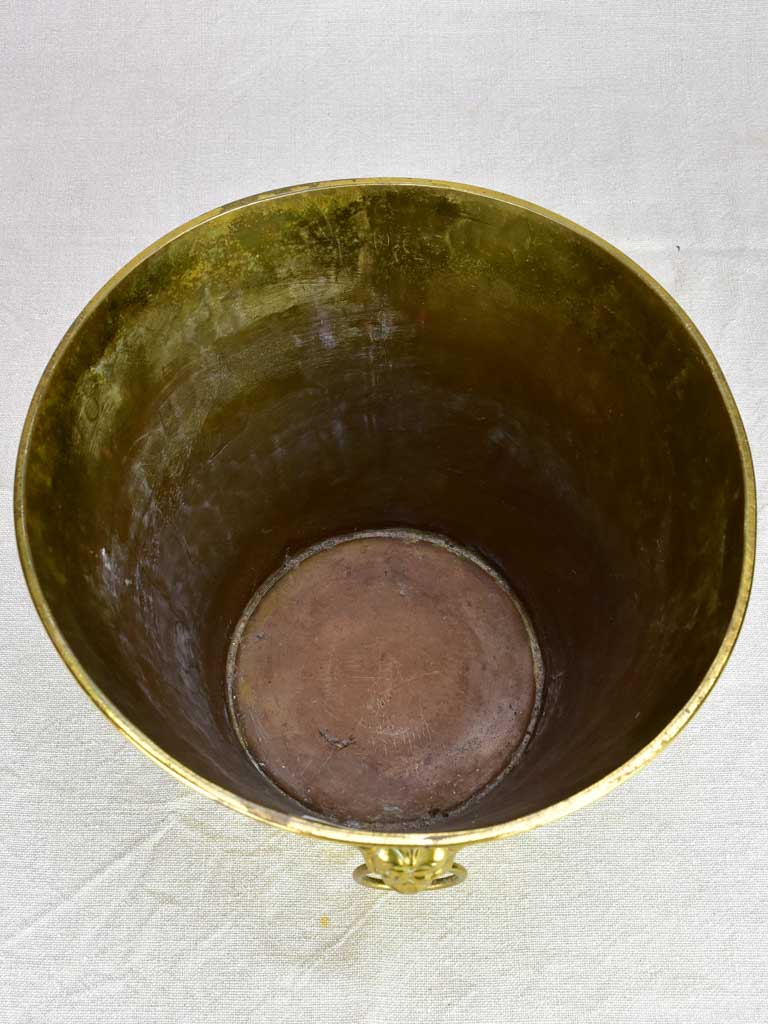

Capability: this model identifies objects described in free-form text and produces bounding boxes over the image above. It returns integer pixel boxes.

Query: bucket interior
[20,183,746,832]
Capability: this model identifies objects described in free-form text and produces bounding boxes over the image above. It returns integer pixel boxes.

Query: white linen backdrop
[1,2,766,1021]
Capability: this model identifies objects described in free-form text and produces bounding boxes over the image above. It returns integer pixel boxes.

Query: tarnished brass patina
[15,179,755,894]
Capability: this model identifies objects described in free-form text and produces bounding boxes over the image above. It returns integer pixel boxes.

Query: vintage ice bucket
[15,179,755,893]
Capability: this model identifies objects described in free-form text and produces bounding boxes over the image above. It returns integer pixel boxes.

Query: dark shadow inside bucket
[21,184,746,831]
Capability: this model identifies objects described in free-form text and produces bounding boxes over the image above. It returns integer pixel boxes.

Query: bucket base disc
[227,530,542,826]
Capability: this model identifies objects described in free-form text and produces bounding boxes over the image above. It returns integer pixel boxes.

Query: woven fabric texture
[1,2,766,1021]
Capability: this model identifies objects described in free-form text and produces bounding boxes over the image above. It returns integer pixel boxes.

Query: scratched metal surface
[1,2,767,1022]
[229,532,541,824]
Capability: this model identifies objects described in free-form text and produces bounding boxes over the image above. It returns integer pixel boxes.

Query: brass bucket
[15,179,755,894]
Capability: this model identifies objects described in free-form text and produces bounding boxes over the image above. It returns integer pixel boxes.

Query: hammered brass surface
[15,179,755,892]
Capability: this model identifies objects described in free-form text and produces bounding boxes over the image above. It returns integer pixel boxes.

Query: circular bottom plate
[227,530,542,826]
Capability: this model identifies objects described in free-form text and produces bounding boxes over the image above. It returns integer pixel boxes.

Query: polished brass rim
[14,177,757,849]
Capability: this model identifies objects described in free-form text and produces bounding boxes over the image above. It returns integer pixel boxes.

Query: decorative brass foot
[353,845,467,894]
